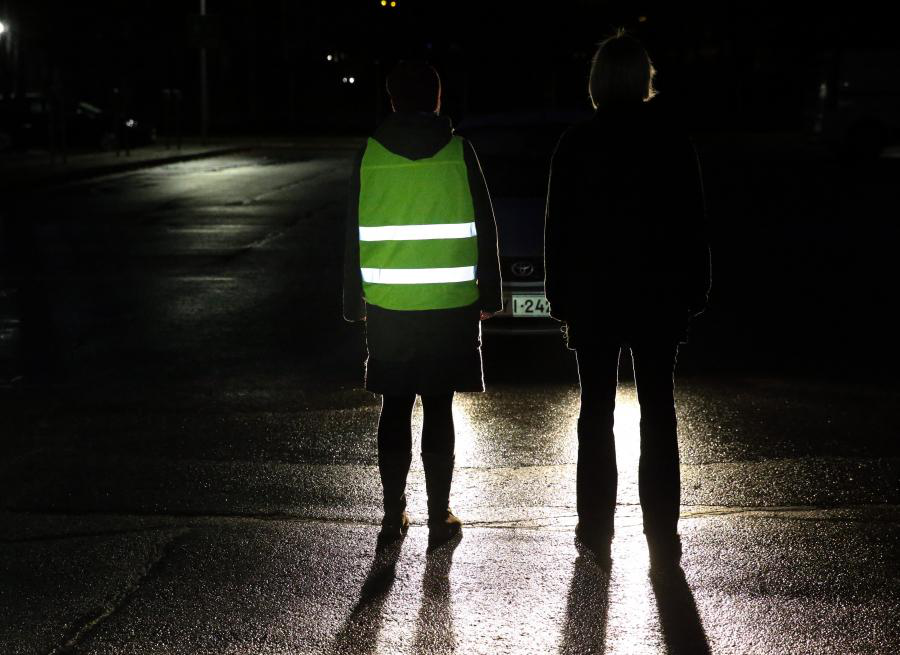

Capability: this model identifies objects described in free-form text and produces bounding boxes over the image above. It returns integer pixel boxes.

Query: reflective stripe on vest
[358,136,480,311]
[360,266,477,284]
[359,222,477,242]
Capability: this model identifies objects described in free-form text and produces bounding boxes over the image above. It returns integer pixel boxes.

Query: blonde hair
[589,29,657,109]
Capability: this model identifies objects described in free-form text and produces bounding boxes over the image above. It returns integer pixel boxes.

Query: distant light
[125,119,137,128]
[342,77,348,83]
[326,54,333,62]
[0,20,7,35]
[349,77,356,84]
[638,15,647,22]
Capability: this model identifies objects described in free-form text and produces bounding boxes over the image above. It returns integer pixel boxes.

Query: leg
[376,393,416,543]
[575,345,620,537]
[420,392,455,456]
[631,340,681,557]
[420,393,461,548]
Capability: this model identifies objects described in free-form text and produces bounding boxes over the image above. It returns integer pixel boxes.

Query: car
[457,111,591,334]
[0,92,155,152]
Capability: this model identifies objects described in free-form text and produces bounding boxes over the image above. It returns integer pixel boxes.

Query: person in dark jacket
[344,60,503,550]
[544,31,711,567]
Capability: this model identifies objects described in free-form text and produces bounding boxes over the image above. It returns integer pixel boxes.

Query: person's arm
[544,132,573,322]
[343,146,367,322]
[463,139,503,314]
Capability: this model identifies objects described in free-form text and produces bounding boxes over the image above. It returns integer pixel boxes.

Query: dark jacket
[343,111,502,393]
[544,100,710,348]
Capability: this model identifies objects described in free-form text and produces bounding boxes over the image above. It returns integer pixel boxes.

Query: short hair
[386,60,441,113]
[588,29,657,109]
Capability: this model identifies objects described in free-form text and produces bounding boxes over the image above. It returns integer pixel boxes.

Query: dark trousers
[377,393,455,518]
[575,341,680,537]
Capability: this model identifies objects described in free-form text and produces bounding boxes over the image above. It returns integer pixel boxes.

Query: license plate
[511,294,550,317]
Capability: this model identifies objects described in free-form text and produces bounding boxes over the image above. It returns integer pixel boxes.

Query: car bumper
[483,286,562,336]
[483,315,561,335]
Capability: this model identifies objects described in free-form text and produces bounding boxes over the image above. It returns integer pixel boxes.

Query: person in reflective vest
[344,60,502,550]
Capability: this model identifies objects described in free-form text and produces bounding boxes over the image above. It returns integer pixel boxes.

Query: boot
[422,452,462,549]
[377,450,412,550]
[575,521,613,567]
[646,530,682,570]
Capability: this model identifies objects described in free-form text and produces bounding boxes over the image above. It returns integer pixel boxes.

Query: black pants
[378,393,455,456]
[575,341,680,537]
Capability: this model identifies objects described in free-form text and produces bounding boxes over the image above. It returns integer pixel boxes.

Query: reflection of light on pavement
[450,396,479,464]
[608,385,663,654]
[430,389,581,525]
[614,387,642,506]
[448,389,581,468]
[400,384,689,652]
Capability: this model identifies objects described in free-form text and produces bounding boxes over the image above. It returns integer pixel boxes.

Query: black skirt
[364,302,485,395]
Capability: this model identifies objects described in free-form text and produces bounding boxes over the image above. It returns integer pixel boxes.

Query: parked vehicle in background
[0,92,155,152]
[457,111,591,334]
[810,48,900,159]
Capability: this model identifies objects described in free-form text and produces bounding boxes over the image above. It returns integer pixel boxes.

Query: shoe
[647,533,682,570]
[376,510,409,551]
[427,509,462,550]
[575,521,612,566]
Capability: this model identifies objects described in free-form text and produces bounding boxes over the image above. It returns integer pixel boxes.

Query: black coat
[343,111,502,394]
[544,100,711,349]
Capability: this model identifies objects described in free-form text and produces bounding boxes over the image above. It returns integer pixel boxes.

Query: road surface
[1,145,898,654]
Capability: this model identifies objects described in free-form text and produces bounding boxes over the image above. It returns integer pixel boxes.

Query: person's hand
[480,311,495,320]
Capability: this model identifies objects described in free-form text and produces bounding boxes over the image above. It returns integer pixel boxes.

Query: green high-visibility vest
[358,135,479,311]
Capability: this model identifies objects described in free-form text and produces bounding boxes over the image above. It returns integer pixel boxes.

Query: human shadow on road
[411,534,461,654]
[558,551,611,654]
[331,540,404,655]
[650,566,711,655]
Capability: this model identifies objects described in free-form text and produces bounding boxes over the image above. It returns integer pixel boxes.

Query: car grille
[502,257,544,282]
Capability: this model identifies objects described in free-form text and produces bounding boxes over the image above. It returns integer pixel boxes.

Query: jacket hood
[372,111,454,161]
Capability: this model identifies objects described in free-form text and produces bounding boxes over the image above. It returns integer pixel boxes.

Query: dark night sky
[1,1,895,133]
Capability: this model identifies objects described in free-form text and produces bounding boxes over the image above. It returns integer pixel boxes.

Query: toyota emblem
[511,261,534,277]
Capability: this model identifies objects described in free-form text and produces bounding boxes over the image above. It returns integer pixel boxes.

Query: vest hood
[372,111,454,161]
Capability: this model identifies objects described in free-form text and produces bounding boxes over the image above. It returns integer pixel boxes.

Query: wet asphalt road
[1,146,899,654]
